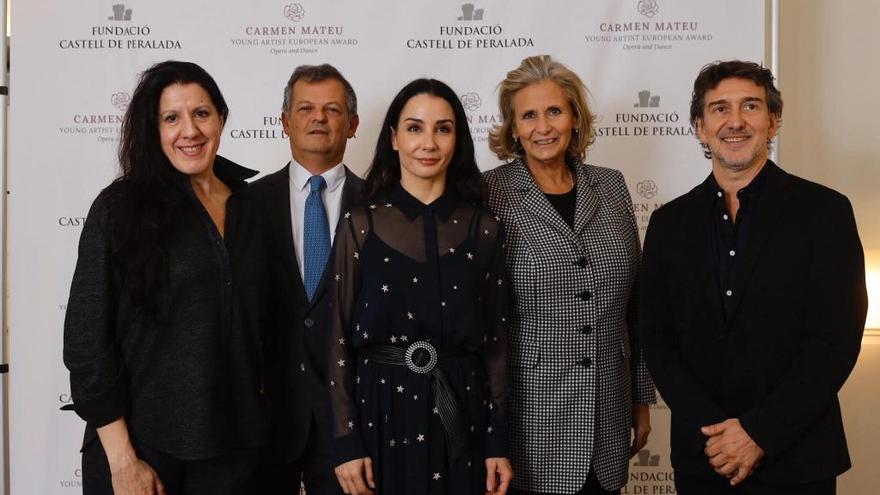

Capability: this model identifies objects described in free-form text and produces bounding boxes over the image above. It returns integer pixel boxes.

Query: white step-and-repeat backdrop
[8,1,765,493]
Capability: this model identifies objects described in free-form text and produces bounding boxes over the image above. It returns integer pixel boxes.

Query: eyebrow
[402,117,455,125]
[707,96,764,107]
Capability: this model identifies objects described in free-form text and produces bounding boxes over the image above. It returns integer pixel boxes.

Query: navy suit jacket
[249,163,364,462]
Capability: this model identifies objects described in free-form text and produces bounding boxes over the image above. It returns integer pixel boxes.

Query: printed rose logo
[460,92,482,112]
[637,180,658,199]
[284,3,306,22]
[110,92,131,112]
[638,0,659,18]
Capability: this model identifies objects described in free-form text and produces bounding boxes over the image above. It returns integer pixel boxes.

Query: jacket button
[579,290,592,301]
[579,357,592,367]
[581,325,593,335]
[576,257,589,268]
[304,318,315,328]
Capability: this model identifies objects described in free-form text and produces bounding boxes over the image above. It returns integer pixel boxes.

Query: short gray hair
[281,64,358,116]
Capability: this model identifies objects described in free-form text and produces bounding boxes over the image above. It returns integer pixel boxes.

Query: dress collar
[388,183,458,221]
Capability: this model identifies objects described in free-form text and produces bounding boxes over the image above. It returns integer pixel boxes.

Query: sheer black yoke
[328,184,509,493]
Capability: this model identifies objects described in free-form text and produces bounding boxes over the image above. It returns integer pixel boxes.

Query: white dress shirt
[288,159,347,283]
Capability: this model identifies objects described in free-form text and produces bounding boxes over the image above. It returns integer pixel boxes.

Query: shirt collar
[173,155,258,194]
[289,159,347,193]
[389,182,458,221]
[214,155,258,191]
[704,159,777,202]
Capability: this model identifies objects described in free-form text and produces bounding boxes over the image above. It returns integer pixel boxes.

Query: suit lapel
[509,159,579,247]
[681,176,725,329]
[572,164,599,239]
[722,165,793,329]
[269,163,309,308]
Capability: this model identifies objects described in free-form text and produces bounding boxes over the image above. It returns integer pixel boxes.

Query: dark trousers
[252,416,343,495]
[510,469,620,495]
[82,437,260,495]
[675,471,836,495]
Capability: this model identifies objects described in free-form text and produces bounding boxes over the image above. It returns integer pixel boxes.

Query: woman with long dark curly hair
[63,61,266,495]
[328,78,513,495]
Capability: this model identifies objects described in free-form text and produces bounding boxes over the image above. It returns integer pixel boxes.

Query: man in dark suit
[639,60,867,495]
[251,64,363,495]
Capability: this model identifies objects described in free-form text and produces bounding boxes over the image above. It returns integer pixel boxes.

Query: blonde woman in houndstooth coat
[483,55,656,495]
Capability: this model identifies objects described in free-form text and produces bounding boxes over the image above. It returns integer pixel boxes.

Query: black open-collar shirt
[709,160,776,320]
[63,156,268,459]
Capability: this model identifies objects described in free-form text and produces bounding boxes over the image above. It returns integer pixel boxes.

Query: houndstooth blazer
[484,159,655,494]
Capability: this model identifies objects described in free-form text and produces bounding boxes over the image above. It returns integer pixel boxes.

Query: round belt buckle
[405,340,438,374]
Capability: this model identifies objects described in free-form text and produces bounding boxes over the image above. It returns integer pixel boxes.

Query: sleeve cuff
[71,373,129,427]
[333,431,369,467]
[485,422,508,458]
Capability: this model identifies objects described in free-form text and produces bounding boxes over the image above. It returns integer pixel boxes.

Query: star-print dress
[328,184,509,494]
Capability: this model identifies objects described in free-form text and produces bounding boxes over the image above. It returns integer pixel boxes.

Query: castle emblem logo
[634,90,661,108]
[108,3,132,21]
[458,3,484,21]
[633,448,661,466]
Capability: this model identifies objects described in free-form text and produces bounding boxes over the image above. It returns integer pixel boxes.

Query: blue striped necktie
[303,175,330,301]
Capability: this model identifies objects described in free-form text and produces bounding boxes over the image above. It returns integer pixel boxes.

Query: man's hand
[335,457,375,495]
[701,418,764,485]
[630,403,652,458]
[485,457,513,494]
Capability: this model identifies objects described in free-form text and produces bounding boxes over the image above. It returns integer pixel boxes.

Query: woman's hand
[630,403,652,458]
[96,417,166,495]
[109,457,166,495]
[335,457,375,495]
[485,457,513,494]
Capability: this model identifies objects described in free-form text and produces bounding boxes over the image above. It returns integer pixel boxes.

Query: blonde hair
[489,55,596,162]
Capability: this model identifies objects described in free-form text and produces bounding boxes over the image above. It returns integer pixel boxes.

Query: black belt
[361,341,469,462]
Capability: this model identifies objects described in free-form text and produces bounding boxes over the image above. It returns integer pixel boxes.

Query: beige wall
[779,0,880,248]
[778,1,880,493]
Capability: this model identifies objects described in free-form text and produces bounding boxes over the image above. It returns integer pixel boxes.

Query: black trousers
[509,469,620,495]
[81,437,260,495]
[252,416,343,495]
[675,471,836,495]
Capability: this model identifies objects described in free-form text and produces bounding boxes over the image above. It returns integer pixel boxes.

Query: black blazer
[249,163,364,462]
[639,161,867,484]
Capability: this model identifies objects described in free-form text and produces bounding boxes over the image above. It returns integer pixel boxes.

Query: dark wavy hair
[109,60,228,317]
[690,60,783,159]
[364,79,482,202]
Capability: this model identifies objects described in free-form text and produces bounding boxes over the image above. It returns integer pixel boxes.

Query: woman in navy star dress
[328,79,513,495]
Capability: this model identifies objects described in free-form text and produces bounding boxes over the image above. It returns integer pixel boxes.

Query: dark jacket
[639,161,867,483]
[248,163,364,462]
[63,156,268,460]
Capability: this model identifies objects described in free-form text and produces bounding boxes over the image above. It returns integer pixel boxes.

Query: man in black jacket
[251,64,363,495]
[639,60,867,494]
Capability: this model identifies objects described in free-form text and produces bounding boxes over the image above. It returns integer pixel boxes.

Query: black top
[63,156,268,460]
[710,161,772,319]
[328,184,509,493]
[543,184,577,229]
